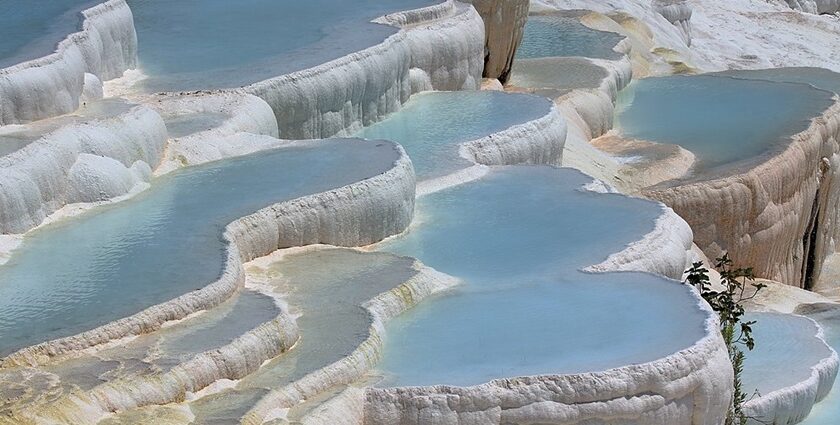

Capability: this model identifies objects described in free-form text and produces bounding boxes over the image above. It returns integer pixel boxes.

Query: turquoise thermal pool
[128,0,439,91]
[516,13,623,60]
[0,139,399,356]
[357,91,553,179]
[800,305,840,425]
[740,312,834,398]
[614,74,835,173]
[0,0,97,68]
[375,166,707,387]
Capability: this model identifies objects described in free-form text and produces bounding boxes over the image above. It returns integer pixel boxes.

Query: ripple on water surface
[357,91,552,179]
[375,166,708,387]
[0,139,399,356]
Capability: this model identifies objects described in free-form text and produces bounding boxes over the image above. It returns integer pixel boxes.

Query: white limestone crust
[0,103,167,234]
[0,0,137,124]
[0,141,416,368]
[19,308,299,424]
[243,0,484,139]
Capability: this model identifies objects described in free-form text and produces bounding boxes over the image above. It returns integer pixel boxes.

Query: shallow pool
[0,0,98,68]
[0,139,399,356]
[741,312,834,398]
[516,13,623,60]
[357,91,552,179]
[614,74,835,173]
[375,166,708,387]
[128,0,439,91]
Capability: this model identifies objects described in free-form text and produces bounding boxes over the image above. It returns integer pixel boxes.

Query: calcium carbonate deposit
[2,0,840,424]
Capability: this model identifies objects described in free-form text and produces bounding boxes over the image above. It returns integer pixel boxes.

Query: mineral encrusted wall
[0,0,137,125]
[645,100,840,288]
[245,1,484,140]
[463,0,529,83]
[0,104,167,234]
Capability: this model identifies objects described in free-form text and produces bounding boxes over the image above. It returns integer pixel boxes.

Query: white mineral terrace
[2,0,840,424]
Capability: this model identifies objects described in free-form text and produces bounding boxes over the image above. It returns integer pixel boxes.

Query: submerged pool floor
[128,0,439,91]
[615,73,835,174]
[357,91,553,180]
[516,13,623,61]
[0,139,399,356]
[375,166,707,387]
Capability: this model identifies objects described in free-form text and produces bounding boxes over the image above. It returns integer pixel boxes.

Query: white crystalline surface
[376,166,707,387]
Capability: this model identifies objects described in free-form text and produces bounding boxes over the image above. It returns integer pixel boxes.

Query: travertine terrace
[2,1,840,424]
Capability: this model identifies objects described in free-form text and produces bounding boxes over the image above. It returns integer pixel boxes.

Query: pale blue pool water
[799,304,840,425]
[376,166,708,387]
[128,0,439,91]
[517,13,623,60]
[741,312,834,398]
[0,139,399,356]
[190,248,419,424]
[0,0,97,68]
[357,91,552,179]
[717,67,840,96]
[615,74,835,173]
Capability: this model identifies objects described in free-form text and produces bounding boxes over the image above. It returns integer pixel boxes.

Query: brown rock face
[464,0,530,83]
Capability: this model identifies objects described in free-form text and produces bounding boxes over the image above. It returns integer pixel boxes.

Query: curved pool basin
[375,166,707,387]
[0,0,98,68]
[716,67,840,96]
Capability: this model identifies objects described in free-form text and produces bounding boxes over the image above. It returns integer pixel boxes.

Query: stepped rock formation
[652,0,693,45]
[645,100,840,288]
[0,102,166,234]
[246,1,484,139]
[0,0,137,125]
[463,0,529,83]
